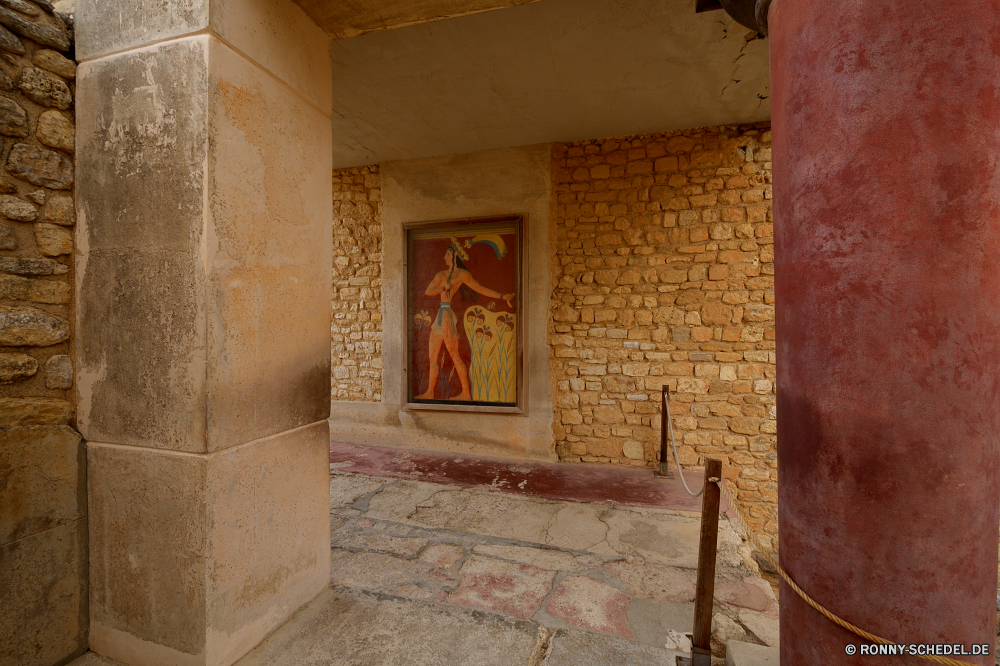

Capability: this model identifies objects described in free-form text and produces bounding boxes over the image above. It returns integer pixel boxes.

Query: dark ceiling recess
[698,0,770,35]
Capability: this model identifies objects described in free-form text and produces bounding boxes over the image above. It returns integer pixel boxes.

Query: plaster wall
[328,144,555,461]
[75,0,333,662]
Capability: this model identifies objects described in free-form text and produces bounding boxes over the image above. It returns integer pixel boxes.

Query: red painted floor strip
[330,441,724,513]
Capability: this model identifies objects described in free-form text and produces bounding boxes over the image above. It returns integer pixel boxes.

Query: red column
[771,2,1000,663]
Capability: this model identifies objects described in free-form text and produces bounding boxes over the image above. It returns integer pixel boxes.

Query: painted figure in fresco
[415,239,514,401]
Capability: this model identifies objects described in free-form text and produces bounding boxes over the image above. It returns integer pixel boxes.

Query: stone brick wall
[549,124,777,545]
[331,165,383,401]
[0,4,86,665]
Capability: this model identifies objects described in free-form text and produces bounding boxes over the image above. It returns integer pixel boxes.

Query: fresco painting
[407,219,520,407]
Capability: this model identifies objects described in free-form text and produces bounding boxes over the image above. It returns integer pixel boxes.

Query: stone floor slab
[545,502,610,551]
[626,598,695,649]
[330,473,389,513]
[447,554,555,618]
[544,627,683,666]
[738,609,779,647]
[473,543,584,571]
[336,531,429,556]
[602,510,702,568]
[408,488,559,544]
[68,654,125,666]
[545,575,634,639]
[725,640,779,666]
[605,560,697,602]
[329,549,434,591]
[236,587,545,666]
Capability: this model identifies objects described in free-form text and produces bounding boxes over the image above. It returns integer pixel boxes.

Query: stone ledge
[725,640,778,666]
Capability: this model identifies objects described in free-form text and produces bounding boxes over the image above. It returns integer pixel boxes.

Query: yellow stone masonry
[548,124,777,544]
[331,165,383,401]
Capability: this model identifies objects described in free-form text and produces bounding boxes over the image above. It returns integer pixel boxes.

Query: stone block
[36,109,74,152]
[211,0,333,114]
[0,23,22,55]
[0,351,35,382]
[80,33,332,448]
[622,440,644,459]
[32,49,76,79]
[7,143,73,189]
[726,640,778,666]
[0,193,35,221]
[0,518,88,666]
[0,6,69,50]
[0,94,27,137]
[0,397,73,425]
[0,425,83,543]
[27,188,45,203]
[0,273,71,303]
[204,38,331,450]
[42,192,73,225]
[0,304,69,346]
[0,256,67,275]
[89,421,330,666]
[3,0,39,18]
[77,37,208,255]
[76,0,209,60]
[0,221,14,249]
[33,222,72,255]
[45,353,72,388]
[18,67,71,110]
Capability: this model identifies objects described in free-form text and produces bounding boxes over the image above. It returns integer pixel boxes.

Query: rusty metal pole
[654,384,674,478]
[678,458,722,666]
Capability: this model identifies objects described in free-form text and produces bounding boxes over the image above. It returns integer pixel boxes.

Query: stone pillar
[770,1,1000,663]
[75,1,333,664]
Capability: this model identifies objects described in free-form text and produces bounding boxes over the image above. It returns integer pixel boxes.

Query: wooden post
[690,459,722,666]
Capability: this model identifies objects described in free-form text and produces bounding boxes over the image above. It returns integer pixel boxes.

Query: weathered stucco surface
[206,38,332,452]
[76,0,333,662]
[88,423,329,666]
[327,0,769,168]
[328,144,554,460]
[75,0,210,62]
[1,518,88,666]
[76,36,210,452]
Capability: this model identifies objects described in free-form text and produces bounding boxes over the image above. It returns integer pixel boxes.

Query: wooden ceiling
[291,0,542,39]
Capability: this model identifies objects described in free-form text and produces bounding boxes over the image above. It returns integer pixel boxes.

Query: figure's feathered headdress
[450,234,508,262]
[463,234,508,260]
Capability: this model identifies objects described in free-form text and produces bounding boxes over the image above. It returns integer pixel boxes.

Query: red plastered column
[770,1,1000,663]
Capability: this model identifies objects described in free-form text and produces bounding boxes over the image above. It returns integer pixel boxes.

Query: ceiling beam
[292,0,542,39]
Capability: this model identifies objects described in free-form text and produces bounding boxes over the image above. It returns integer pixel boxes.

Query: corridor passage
[71,445,779,666]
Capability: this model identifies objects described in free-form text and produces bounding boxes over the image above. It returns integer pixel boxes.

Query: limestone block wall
[549,124,777,543]
[0,3,86,665]
[331,165,383,401]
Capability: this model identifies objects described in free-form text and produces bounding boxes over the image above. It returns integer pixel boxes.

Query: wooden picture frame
[402,215,524,414]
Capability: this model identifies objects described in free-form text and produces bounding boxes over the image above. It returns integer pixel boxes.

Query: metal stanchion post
[654,384,674,478]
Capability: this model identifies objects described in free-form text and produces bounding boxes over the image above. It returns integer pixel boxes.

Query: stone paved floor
[70,454,780,666]
[325,460,779,662]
